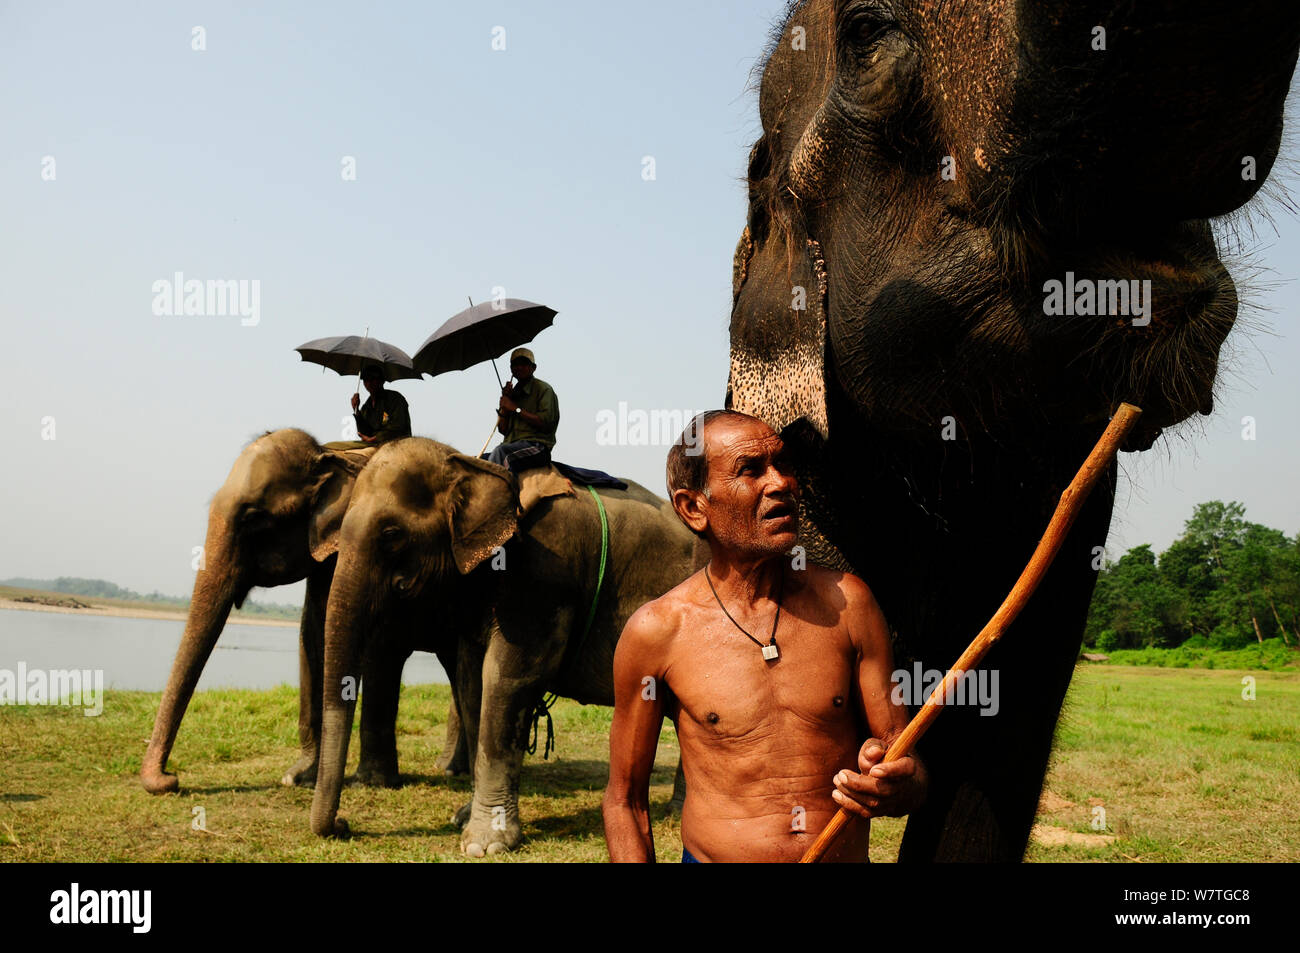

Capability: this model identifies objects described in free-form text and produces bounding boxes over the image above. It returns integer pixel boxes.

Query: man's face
[363,376,383,395]
[511,359,534,382]
[698,418,799,557]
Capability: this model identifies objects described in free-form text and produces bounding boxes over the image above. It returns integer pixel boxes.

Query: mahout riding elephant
[140,428,467,796]
[727,1,1300,859]
[308,438,697,855]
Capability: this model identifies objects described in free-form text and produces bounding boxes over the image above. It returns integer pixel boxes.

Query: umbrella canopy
[294,335,423,382]
[413,299,557,377]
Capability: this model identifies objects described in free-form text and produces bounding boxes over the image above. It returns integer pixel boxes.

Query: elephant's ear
[445,454,519,575]
[308,452,363,562]
[727,224,830,441]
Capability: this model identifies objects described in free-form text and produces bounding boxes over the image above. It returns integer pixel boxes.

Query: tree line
[1,576,300,619]
[1085,501,1300,652]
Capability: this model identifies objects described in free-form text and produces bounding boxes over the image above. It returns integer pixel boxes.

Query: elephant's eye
[379,525,406,550]
[239,507,274,533]
[842,0,896,49]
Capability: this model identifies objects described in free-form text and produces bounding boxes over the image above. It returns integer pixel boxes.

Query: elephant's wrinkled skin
[729,0,1300,860]
[309,439,696,855]
[140,428,467,796]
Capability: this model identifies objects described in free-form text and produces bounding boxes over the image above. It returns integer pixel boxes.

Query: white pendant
[762,644,779,661]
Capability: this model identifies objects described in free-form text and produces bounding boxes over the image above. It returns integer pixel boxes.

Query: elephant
[308,437,697,855]
[726,1,1300,860]
[140,427,468,796]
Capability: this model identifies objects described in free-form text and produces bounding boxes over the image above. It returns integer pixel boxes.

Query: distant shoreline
[0,598,298,628]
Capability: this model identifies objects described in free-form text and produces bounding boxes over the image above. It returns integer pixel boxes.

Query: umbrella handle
[355,325,370,394]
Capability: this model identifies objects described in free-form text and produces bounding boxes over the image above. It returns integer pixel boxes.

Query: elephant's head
[728,2,1300,862]
[310,438,517,836]
[141,429,363,793]
[731,0,1300,450]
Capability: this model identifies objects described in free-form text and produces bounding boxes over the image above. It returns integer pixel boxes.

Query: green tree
[1085,501,1300,654]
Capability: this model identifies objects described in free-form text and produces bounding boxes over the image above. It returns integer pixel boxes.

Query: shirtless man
[602,410,927,862]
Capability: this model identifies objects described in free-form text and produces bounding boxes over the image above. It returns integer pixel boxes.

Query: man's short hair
[665,409,768,499]
[361,365,385,381]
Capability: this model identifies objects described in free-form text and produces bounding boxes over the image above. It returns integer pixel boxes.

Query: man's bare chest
[665,619,857,739]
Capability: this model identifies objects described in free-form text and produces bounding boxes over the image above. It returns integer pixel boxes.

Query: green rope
[528,485,609,760]
[579,485,611,648]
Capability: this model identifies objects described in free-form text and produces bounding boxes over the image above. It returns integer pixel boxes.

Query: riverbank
[0,598,297,628]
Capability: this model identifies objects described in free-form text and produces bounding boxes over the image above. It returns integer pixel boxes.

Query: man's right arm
[353,399,374,437]
[602,603,669,862]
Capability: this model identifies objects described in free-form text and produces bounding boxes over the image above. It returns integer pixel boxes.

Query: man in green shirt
[324,365,411,450]
[486,347,559,473]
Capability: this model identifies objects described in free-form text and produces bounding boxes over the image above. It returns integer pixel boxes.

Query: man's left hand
[830,738,926,819]
[498,395,518,414]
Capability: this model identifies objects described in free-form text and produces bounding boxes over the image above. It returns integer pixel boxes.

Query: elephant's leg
[452,625,488,830]
[433,694,470,776]
[282,566,330,787]
[897,676,1062,863]
[898,494,1107,861]
[460,613,568,858]
[355,646,407,788]
[896,619,1082,861]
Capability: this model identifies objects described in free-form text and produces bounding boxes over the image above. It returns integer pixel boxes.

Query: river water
[0,608,448,691]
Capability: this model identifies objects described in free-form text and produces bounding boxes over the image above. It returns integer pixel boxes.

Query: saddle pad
[517,464,576,515]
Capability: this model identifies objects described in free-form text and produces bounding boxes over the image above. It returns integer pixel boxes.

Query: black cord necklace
[704,563,783,661]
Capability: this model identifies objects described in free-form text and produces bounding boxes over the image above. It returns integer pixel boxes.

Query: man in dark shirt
[352,365,411,444]
[325,365,412,450]
[485,348,559,473]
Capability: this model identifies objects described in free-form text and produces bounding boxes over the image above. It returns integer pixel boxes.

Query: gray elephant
[308,437,696,855]
[140,428,466,796]
[726,1,1300,860]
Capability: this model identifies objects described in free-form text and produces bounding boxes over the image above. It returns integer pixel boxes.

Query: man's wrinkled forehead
[706,419,784,469]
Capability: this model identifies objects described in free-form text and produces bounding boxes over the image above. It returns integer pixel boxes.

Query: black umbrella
[294,333,424,386]
[413,298,557,383]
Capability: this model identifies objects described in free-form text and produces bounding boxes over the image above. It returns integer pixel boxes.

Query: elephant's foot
[280,751,319,787]
[354,757,401,789]
[460,801,522,857]
[312,816,351,838]
[140,766,179,795]
[434,743,470,777]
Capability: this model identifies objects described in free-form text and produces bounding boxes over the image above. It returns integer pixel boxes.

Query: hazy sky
[2,1,1298,605]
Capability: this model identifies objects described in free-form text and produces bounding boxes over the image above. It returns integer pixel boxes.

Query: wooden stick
[799,402,1143,863]
[478,420,499,458]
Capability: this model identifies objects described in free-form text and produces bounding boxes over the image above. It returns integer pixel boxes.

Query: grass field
[1,665,1296,862]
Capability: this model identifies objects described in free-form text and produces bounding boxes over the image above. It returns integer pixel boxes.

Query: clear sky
[2,1,1297,605]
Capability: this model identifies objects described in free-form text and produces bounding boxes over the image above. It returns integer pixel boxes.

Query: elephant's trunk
[310,552,365,836]
[141,522,238,794]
